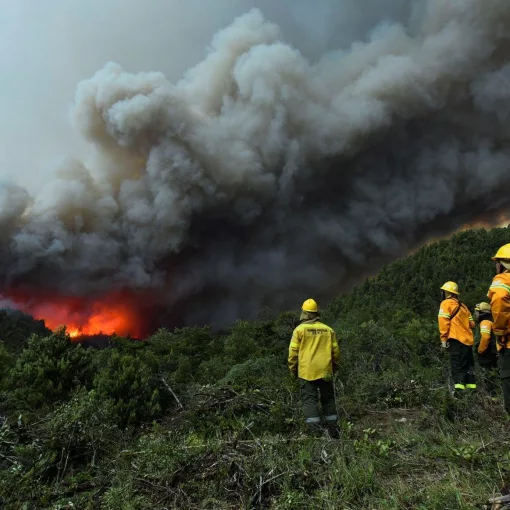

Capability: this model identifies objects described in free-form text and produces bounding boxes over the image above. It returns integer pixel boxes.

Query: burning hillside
[2,1,510,330]
[2,290,147,339]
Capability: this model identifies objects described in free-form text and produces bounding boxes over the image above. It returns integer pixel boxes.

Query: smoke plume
[2,0,510,329]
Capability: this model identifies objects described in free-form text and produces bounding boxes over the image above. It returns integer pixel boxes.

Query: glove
[441,341,449,349]
[497,335,507,348]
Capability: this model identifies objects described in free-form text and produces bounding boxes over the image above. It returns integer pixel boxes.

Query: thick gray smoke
[2,0,510,328]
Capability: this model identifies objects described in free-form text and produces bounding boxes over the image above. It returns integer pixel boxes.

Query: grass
[19,381,506,510]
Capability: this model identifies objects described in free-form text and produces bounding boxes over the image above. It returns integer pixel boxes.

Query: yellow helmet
[492,243,510,260]
[440,281,459,295]
[302,298,318,312]
[475,302,491,313]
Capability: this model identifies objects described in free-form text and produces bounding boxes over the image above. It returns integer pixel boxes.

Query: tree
[92,350,161,427]
[8,328,92,410]
[0,310,50,354]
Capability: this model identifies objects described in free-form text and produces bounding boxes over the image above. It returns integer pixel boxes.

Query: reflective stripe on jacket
[478,319,493,354]
[488,272,510,350]
[438,298,474,346]
[288,320,340,381]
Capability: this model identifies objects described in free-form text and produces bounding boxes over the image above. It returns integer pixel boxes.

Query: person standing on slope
[474,302,498,368]
[438,281,476,393]
[474,302,498,395]
[487,244,510,414]
[288,299,341,438]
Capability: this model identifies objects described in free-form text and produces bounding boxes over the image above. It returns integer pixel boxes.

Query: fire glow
[3,290,144,339]
[459,211,510,231]
[3,215,509,339]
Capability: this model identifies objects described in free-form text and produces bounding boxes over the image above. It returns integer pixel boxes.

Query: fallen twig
[261,471,288,486]
[489,494,510,504]
[160,377,183,409]
[475,440,510,456]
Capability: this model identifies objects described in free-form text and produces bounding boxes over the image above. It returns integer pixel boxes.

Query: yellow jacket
[487,272,510,350]
[438,298,474,346]
[478,319,494,354]
[288,319,340,381]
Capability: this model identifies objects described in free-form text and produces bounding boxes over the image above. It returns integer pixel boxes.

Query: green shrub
[8,329,92,410]
[40,388,121,465]
[221,355,286,389]
[93,350,161,427]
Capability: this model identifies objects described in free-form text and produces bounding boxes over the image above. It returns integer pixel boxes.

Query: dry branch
[160,376,183,409]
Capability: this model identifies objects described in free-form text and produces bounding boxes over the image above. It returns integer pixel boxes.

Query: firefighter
[474,302,497,366]
[438,281,476,393]
[474,302,498,395]
[487,243,510,414]
[288,298,341,438]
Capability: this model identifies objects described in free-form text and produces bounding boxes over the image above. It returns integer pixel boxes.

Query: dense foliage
[0,228,509,509]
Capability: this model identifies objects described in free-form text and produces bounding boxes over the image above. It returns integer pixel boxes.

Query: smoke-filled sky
[1,0,414,191]
[1,0,510,331]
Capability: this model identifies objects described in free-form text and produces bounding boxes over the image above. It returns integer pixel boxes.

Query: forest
[1,227,510,509]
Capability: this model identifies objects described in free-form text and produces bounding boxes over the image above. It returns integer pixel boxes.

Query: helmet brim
[440,287,459,295]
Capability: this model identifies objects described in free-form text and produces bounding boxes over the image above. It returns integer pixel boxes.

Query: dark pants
[478,350,499,395]
[448,339,476,389]
[478,351,498,370]
[499,349,510,414]
[299,378,337,424]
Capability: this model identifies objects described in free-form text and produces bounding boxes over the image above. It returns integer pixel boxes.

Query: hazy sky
[3,0,510,328]
[0,0,413,192]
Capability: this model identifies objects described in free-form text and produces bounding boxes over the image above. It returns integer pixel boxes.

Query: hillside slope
[327,227,510,324]
[0,228,509,509]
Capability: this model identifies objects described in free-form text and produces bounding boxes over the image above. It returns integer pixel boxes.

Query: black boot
[305,423,323,437]
[326,423,340,439]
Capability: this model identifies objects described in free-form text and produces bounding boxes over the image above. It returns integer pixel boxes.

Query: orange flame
[3,290,145,339]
